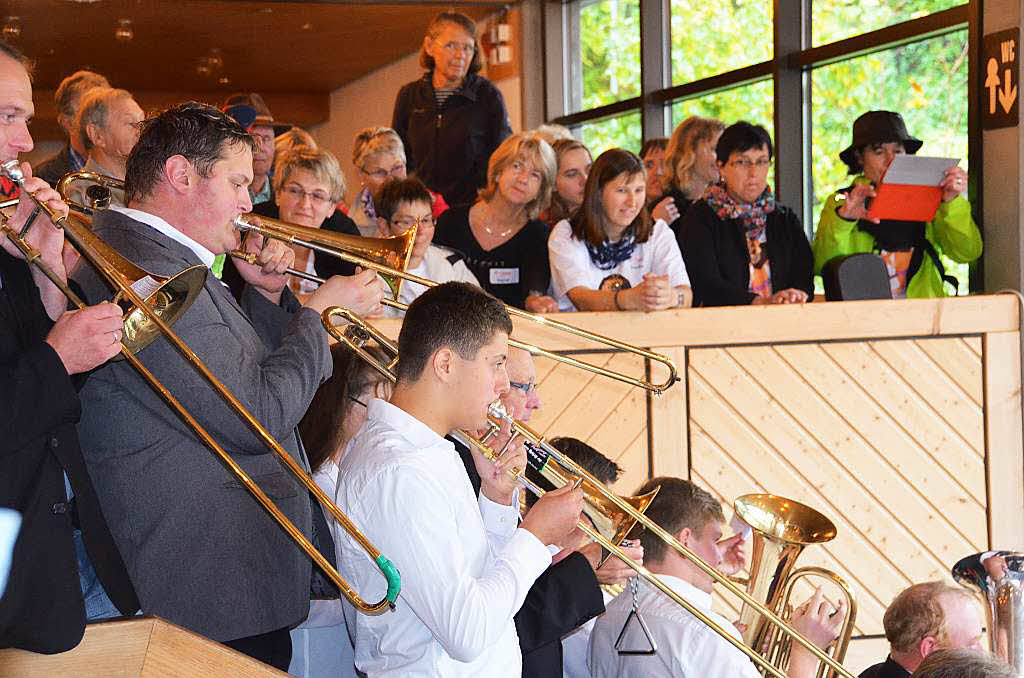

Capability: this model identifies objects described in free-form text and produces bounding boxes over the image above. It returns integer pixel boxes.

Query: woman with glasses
[548,148,691,313]
[434,132,560,312]
[259,147,362,298]
[349,127,450,238]
[392,11,512,208]
[679,121,814,307]
[812,110,980,298]
[289,342,393,678]
[373,177,479,318]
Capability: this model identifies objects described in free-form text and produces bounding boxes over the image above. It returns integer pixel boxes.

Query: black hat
[839,111,923,167]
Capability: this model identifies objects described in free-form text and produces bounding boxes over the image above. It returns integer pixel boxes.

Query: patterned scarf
[585,228,637,270]
[704,182,776,268]
[357,187,376,222]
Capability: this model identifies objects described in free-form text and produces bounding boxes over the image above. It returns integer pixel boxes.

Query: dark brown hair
[375,177,432,222]
[628,477,724,563]
[397,282,512,383]
[545,138,592,225]
[299,342,390,473]
[571,148,653,247]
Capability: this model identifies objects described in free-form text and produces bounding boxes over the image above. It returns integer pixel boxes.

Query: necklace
[473,204,518,240]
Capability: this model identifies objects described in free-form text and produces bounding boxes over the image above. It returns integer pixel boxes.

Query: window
[577,0,641,111]
[813,0,963,46]
[670,80,775,139]
[577,111,643,157]
[670,0,773,84]
[810,30,970,291]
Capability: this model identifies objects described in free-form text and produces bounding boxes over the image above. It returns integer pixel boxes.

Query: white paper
[882,155,960,186]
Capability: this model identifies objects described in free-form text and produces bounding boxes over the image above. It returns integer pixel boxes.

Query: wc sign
[983,28,1019,129]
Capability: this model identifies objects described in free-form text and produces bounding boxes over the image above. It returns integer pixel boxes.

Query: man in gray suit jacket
[72,102,387,670]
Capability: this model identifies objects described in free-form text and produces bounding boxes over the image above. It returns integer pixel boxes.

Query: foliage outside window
[813,0,962,47]
[579,0,641,111]
[810,31,969,292]
[577,111,643,158]
[670,0,772,85]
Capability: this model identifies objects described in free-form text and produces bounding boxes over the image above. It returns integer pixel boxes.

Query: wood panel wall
[372,295,1023,673]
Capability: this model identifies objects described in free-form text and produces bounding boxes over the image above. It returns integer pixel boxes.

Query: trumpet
[6,162,401,614]
[231,213,680,394]
[320,305,857,678]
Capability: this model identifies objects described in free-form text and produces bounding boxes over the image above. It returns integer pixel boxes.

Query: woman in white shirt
[289,343,393,678]
[548,148,692,312]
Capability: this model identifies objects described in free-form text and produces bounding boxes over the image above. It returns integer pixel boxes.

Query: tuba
[953,550,1024,676]
[734,494,857,677]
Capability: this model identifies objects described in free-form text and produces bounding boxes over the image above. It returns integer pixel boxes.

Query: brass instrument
[5,161,400,614]
[734,494,857,677]
[320,306,858,678]
[232,214,680,394]
[953,551,1024,675]
[53,170,680,394]
[56,170,125,210]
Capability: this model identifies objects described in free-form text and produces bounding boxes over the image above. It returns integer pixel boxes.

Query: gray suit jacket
[72,209,331,641]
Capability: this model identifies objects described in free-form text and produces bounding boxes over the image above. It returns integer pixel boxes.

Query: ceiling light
[114,18,133,42]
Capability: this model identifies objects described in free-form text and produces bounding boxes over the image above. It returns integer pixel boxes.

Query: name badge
[489,267,520,285]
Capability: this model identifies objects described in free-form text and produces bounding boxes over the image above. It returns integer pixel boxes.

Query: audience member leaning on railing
[547,148,692,313]
[812,110,981,299]
[433,132,560,313]
[658,116,726,248]
[679,121,814,307]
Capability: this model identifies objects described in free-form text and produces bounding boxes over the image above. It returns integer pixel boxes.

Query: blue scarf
[585,228,637,270]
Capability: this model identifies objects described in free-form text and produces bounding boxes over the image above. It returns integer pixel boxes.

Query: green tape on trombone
[376,555,401,605]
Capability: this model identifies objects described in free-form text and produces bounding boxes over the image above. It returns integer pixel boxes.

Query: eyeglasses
[281,184,333,206]
[438,41,475,55]
[390,215,434,232]
[728,158,772,170]
[361,163,407,181]
[348,395,367,408]
[509,380,536,395]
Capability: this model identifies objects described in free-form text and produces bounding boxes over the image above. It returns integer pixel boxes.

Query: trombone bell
[233,213,416,300]
[66,211,207,357]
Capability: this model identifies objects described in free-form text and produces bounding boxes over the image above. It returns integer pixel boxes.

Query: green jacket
[812,176,982,298]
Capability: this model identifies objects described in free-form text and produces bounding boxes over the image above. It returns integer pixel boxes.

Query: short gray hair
[913,649,1014,678]
[55,70,109,127]
[273,147,346,203]
[76,87,135,152]
[352,126,405,169]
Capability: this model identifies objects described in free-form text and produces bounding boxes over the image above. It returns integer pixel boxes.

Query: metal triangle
[614,607,659,655]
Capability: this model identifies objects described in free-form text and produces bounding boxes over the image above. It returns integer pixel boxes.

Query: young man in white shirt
[589,476,846,678]
[373,176,479,318]
[334,281,585,677]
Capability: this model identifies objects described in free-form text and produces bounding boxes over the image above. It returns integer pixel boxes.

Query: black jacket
[680,200,814,307]
[0,252,138,654]
[452,437,605,677]
[859,656,911,678]
[34,146,79,189]
[392,72,512,207]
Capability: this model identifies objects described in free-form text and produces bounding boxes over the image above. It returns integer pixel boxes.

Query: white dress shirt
[562,588,614,678]
[548,218,690,312]
[109,205,217,269]
[588,575,759,678]
[334,399,552,677]
[378,245,480,319]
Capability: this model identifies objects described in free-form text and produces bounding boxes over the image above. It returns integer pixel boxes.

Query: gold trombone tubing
[5,164,400,613]
[232,214,680,394]
[320,307,855,678]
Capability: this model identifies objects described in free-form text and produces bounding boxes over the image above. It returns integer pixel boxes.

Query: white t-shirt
[548,219,690,311]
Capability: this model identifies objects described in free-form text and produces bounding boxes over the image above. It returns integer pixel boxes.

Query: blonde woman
[657,116,726,242]
[350,126,447,237]
[434,132,559,311]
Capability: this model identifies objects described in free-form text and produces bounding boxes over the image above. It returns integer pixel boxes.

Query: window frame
[544,0,979,290]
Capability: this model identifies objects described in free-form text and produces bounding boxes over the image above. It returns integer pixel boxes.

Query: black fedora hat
[839,111,923,167]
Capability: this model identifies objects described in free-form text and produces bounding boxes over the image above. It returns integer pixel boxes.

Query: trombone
[320,306,857,678]
[4,162,400,614]
[231,213,680,394]
[54,170,680,394]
